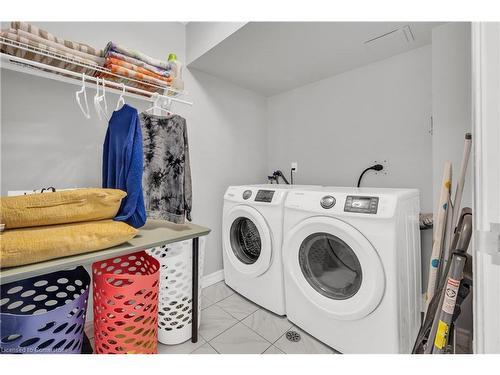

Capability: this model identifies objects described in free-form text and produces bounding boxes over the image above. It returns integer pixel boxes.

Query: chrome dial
[242,190,252,200]
[320,195,336,209]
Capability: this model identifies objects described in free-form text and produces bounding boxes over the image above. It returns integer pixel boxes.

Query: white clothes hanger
[75,74,90,119]
[145,93,173,115]
[163,97,173,114]
[101,79,109,116]
[93,77,102,120]
[115,83,126,110]
[94,78,109,121]
[145,93,161,113]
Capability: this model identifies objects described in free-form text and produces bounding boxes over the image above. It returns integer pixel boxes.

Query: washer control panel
[255,190,275,203]
[320,195,336,209]
[344,196,379,214]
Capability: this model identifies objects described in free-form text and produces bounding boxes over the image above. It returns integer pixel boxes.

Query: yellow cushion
[0,188,126,229]
[0,220,138,268]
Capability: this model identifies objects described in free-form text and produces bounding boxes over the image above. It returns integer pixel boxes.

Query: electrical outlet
[374,159,389,175]
[291,162,298,171]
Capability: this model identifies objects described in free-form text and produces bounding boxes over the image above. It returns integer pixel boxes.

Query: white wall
[431,22,472,217]
[0,22,268,277]
[267,45,434,288]
[186,22,247,65]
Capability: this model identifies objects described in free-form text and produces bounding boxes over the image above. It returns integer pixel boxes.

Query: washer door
[224,205,272,277]
[285,216,385,320]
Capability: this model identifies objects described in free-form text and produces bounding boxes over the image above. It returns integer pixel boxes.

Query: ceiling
[188,22,443,96]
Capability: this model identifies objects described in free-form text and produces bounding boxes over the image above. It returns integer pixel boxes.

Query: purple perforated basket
[0,266,90,354]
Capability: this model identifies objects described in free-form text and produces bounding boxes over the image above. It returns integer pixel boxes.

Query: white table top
[0,219,211,284]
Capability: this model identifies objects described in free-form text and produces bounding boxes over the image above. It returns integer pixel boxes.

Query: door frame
[472,22,500,354]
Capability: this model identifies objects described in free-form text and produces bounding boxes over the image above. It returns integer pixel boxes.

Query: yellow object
[0,220,138,268]
[0,188,126,229]
[434,320,449,350]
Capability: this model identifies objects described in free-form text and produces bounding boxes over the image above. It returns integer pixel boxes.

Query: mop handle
[425,161,452,309]
[450,133,472,236]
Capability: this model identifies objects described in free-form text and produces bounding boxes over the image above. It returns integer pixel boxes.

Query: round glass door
[230,217,262,264]
[299,232,362,300]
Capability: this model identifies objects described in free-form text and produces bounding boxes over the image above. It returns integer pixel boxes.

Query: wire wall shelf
[0,37,192,106]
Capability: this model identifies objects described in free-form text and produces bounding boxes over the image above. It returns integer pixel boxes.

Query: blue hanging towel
[102,104,146,228]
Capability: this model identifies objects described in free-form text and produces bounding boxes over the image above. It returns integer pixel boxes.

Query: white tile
[274,326,336,354]
[201,295,215,310]
[192,343,218,354]
[263,345,285,354]
[202,281,234,303]
[210,322,271,354]
[217,293,259,320]
[242,309,293,343]
[157,337,206,354]
[199,305,238,341]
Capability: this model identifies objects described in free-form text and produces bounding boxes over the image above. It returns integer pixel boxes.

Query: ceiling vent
[364,25,415,45]
[401,25,415,43]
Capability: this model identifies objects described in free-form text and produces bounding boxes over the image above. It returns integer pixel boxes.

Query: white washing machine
[283,187,422,353]
[222,184,318,315]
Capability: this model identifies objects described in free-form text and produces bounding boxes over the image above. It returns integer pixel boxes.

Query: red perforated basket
[92,251,160,354]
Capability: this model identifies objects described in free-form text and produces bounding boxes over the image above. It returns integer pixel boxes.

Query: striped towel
[97,73,165,94]
[105,41,171,71]
[1,29,98,76]
[14,28,104,65]
[106,57,172,83]
[101,62,172,89]
[11,21,104,57]
[106,51,172,77]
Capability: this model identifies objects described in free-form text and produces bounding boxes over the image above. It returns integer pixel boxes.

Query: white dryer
[283,187,422,353]
[222,185,317,315]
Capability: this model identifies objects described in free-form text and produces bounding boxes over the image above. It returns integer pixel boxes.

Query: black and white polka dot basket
[0,266,90,354]
[147,238,205,345]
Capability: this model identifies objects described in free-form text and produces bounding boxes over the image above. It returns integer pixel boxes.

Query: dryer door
[223,205,272,277]
[285,216,385,320]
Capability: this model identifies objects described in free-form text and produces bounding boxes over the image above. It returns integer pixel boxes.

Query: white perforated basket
[147,238,205,345]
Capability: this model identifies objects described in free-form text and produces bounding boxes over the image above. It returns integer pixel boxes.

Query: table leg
[191,237,199,343]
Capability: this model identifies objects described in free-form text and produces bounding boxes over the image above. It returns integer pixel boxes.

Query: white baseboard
[202,269,224,289]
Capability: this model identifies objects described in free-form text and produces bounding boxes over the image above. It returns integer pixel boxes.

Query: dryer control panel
[344,196,379,214]
[255,190,275,203]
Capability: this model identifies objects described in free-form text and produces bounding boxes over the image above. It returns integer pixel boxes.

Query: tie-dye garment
[105,42,171,70]
[140,112,192,224]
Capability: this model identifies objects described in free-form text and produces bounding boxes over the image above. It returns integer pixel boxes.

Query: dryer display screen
[255,190,275,203]
[344,196,379,214]
[352,197,371,209]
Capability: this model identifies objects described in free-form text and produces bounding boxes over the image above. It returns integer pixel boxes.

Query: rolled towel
[105,57,172,84]
[10,21,104,57]
[1,29,99,76]
[106,50,172,77]
[15,28,104,65]
[105,41,171,71]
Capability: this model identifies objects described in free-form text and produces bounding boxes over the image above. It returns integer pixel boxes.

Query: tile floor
[85,281,338,354]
